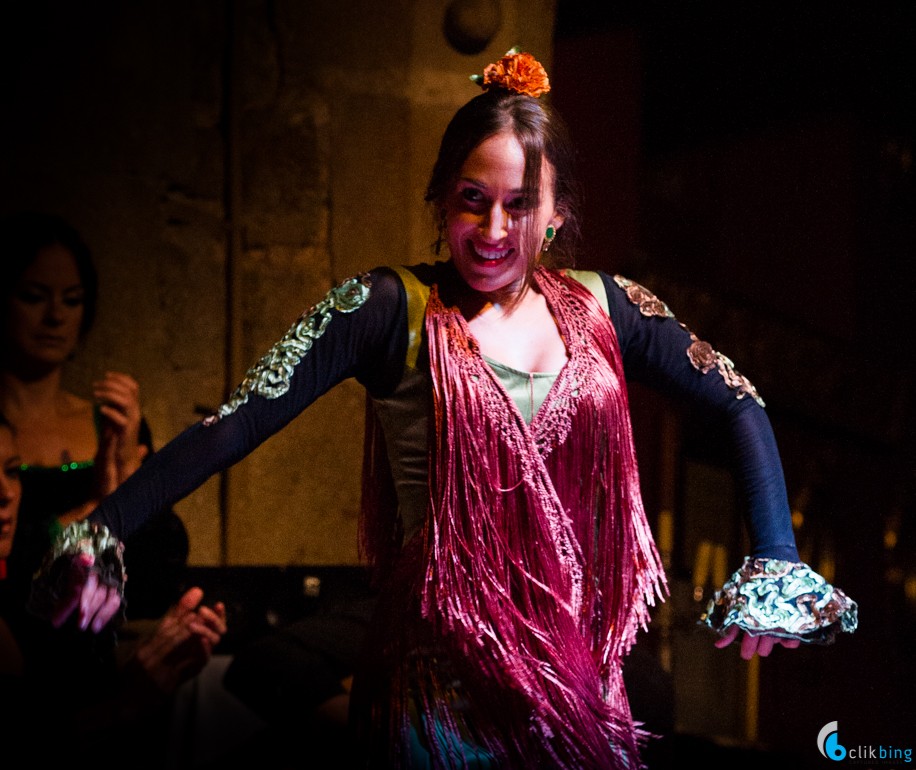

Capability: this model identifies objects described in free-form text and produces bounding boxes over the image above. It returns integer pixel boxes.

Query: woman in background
[0,210,188,619]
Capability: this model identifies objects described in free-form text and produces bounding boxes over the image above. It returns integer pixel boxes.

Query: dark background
[552,2,915,767]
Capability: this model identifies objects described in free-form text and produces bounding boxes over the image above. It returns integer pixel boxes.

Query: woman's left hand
[93,371,146,487]
[714,624,801,659]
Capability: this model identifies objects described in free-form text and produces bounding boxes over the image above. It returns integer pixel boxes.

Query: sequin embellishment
[613,275,674,318]
[702,556,858,644]
[685,330,765,407]
[613,274,765,407]
[203,273,372,424]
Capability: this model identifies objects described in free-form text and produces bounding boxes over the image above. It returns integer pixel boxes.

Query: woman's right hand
[47,551,124,633]
[713,623,802,659]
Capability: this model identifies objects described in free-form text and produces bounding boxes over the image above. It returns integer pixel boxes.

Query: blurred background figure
[0,413,24,679]
[0,210,189,620]
[0,408,228,767]
[0,212,234,767]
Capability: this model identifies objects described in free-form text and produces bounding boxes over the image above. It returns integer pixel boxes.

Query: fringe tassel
[406,268,666,769]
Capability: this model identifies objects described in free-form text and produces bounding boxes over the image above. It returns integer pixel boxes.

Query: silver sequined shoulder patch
[203,273,372,424]
[613,274,765,407]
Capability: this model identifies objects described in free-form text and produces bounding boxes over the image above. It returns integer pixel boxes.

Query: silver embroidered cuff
[701,556,858,644]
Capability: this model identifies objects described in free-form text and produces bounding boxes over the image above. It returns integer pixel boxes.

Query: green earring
[542,225,556,252]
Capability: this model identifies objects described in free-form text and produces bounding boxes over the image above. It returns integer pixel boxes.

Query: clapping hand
[132,586,227,693]
[93,371,147,495]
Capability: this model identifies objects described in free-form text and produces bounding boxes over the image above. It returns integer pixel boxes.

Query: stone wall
[2,0,556,565]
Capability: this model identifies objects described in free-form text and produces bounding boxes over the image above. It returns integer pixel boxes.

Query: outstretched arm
[30,269,408,633]
[600,272,857,656]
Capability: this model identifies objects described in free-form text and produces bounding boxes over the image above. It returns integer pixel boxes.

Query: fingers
[40,552,122,633]
[49,596,82,629]
[753,634,776,658]
[134,594,227,692]
[93,371,141,423]
[78,571,104,629]
[190,602,228,646]
[157,590,226,649]
[49,552,93,628]
[713,624,739,649]
[93,373,144,480]
[714,628,801,659]
[92,590,125,633]
[78,570,123,632]
[185,599,226,658]
[175,586,205,616]
[739,631,759,660]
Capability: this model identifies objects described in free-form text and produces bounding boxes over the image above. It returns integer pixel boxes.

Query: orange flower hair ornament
[471,47,551,98]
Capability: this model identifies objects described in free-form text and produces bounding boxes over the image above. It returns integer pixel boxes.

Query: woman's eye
[461,188,484,204]
[63,295,85,308]
[4,465,20,482]
[506,196,531,212]
[14,289,45,304]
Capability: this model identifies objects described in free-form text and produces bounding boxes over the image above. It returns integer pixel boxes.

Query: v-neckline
[465,268,577,431]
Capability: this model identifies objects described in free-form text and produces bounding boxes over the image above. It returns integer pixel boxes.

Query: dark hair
[0,412,16,441]
[0,211,98,337]
[0,411,14,446]
[425,89,582,271]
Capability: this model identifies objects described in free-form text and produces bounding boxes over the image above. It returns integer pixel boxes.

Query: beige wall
[3,1,556,565]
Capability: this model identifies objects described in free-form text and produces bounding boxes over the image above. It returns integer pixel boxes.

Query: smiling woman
[30,50,856,769]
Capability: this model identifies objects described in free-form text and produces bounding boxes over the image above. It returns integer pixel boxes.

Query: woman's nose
[480,204,509,242]
[42,297,67,324]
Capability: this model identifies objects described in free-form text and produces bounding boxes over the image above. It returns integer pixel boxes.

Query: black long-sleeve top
[88,265,799,563]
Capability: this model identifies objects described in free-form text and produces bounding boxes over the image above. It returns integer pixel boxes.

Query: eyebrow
[18,280,84,293]
[458,177,526,195]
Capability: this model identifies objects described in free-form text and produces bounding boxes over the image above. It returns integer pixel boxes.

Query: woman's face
[0,426,21,561]
[4,244,85,368]
[445,131,562,299]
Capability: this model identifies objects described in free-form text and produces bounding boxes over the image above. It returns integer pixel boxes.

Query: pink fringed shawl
[362,267,666,769]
